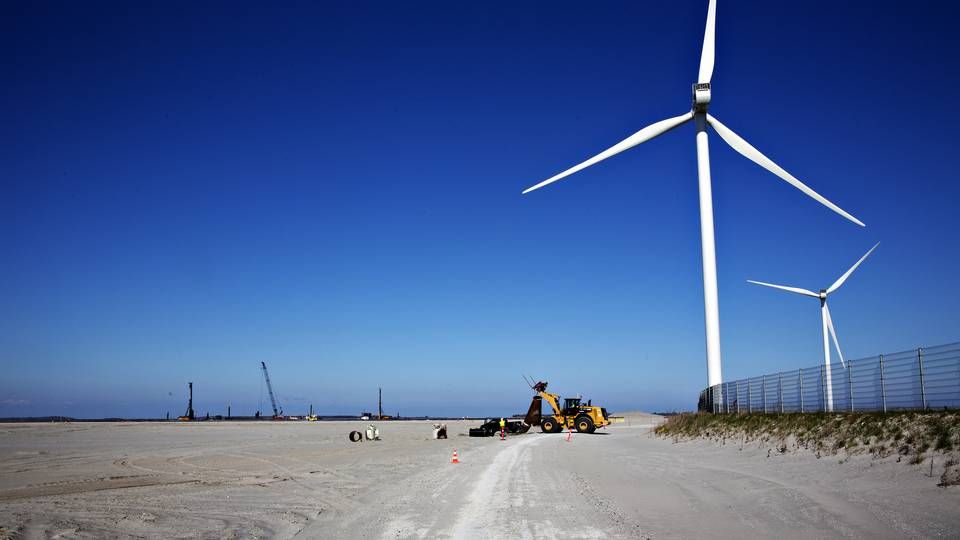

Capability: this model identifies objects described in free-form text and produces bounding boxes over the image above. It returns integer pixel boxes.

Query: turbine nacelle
[692,83,711,112]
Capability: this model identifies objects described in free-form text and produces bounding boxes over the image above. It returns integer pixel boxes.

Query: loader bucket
[524,395,542,427]
[510,422,531,434]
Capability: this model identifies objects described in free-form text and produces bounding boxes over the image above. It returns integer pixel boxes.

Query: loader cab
[563,397,582,415]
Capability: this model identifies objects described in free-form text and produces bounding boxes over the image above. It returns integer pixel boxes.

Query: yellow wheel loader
[523,380,610,433]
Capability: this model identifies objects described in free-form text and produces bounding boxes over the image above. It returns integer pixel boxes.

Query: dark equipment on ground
[177,382,195,421]
[260,361,283,419]
[468,418,530,437]
[523,377,611,433]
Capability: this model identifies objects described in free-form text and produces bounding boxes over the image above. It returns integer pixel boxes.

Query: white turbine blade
[698,0,716,84]
[706,114,865,227]
[827,242,879,294]
[522,111,693,194]
[824,303,845,369]
[746,280,819,298]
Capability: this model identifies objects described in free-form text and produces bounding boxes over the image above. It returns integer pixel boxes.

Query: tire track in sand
[446,434,548,539]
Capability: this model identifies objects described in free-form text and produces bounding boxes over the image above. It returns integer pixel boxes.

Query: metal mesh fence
[698,342,960,414]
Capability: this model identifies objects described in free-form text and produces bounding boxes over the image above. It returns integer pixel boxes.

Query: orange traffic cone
[451,449,460,464]
[566,428,573,442]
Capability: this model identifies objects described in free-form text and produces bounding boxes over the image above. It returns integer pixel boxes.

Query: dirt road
[347,418,960,539]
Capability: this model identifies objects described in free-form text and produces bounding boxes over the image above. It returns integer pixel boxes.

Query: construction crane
[260,361,283,419]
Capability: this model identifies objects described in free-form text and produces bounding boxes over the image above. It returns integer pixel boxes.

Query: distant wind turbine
[522,0,864,390]
[748,243,879,411]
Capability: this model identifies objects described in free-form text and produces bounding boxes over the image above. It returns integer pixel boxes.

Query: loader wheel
[575,415,595,434]
[541,417,560,433]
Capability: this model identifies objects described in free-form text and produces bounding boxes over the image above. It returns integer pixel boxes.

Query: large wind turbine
[748,243,879,411]
[522,0,864,389]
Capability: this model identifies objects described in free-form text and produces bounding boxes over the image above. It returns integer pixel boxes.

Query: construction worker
[499,417,506,440]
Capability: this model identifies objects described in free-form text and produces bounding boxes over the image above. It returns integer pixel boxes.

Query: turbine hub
[692,83,711,112]
[819,289,827,300]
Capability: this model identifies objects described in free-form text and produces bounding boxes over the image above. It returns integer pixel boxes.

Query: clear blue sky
[2,1,959,418]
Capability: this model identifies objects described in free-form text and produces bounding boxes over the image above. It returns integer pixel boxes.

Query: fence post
[778,371,783,413]
[728,382,733,414]
[798,368,804,413]
[918,347,927,410]
[726,383,731,414]
[820,364,826,412]
[747,379,752,413]
[737,379,740,414]
[848,359,854,412]
[879,355,887,413]
[762,375,767,413]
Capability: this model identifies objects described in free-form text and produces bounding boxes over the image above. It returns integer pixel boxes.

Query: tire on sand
[540,417,561,433]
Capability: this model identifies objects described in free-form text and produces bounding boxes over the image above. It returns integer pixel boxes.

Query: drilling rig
[177,382,195,421]
[377,386,394,420]
[260,361,283,420]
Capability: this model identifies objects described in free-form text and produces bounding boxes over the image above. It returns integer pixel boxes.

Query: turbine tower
[522,0,864,390]
[748,243,879,411]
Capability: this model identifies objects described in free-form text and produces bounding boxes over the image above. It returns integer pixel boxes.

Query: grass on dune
[655,410,960,485]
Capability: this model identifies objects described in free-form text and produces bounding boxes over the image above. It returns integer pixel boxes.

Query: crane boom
[260,361,281,418]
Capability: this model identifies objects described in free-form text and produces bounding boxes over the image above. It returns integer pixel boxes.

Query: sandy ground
[1,415,958,539]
